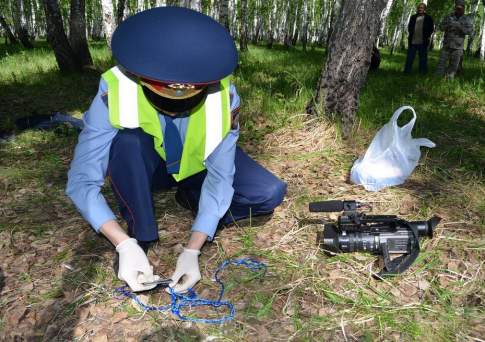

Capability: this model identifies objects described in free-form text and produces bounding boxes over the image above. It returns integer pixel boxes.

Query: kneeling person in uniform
[66,7,287,292]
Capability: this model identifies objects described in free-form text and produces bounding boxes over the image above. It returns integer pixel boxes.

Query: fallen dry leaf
[92,333,108,342]
[112,311,128,324]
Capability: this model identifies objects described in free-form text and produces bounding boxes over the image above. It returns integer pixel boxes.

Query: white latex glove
[116,238,160,292]
[169,248,201,293]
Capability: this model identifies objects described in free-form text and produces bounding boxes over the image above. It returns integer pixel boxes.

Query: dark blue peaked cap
[111,6,238,84]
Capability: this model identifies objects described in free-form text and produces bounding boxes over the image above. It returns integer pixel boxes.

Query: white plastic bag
[350,106,435,191]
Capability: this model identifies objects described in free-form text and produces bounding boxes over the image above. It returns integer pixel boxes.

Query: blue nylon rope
[114,258,267,324]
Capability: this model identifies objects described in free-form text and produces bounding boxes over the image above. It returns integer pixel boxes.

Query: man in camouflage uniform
[436,0,474,78]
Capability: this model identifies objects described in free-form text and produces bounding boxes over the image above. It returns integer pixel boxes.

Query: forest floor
[0,41,484,341]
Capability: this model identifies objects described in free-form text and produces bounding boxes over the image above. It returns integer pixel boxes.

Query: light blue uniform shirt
[66,79,240,240]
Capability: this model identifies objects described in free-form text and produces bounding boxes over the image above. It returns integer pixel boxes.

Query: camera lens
[409,216,440,238]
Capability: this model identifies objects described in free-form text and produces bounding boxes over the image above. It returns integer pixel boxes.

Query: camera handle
[375,221,420,279]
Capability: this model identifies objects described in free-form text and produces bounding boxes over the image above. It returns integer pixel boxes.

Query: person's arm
[408,15,414,35]
[190,83,240,242]
[66,79,157,292]
[439,16,451,32]
[169,84,240,293]
[455,16,474,36]
[429,15,435,35]
[66,79,119,233]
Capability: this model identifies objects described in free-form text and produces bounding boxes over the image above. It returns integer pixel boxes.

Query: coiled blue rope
[114,258,267,324]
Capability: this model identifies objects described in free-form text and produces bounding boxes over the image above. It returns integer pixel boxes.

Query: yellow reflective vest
[102,66,232,182]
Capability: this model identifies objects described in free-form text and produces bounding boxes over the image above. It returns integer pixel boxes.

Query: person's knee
[260,178,287,210]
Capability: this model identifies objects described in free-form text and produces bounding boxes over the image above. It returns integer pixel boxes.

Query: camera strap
[376,221,420,278]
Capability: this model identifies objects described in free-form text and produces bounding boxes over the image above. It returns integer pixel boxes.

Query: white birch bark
[101,0,115,49]
[182,0,201,11]
[219,0,230,30]
[136,0,144,12]
[480,5,485,60]
[301,0,309,50]
[11,0,33,47]
[466,0,481,54]
[390,0,409,54]
[377,0,394,47]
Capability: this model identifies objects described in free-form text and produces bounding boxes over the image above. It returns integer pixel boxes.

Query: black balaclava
[142,85,208,115]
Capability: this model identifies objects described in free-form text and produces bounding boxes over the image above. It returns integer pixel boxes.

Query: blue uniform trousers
[404,44,428,74]
[108,128,287,242]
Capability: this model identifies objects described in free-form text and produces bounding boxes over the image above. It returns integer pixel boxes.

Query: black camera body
[310,200,440,278]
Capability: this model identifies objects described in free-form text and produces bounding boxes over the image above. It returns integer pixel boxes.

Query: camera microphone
[309,200,360,213]
[309,200,344,212]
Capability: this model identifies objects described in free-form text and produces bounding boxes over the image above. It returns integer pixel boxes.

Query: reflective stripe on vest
[102,66,231,182]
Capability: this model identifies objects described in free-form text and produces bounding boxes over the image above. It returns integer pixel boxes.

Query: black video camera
[309,200,440,278]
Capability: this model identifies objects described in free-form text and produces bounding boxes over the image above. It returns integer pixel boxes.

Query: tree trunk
[183,0,201,11]
[326,0,343,48]
[42,0,82,72]
[70,0,93,67]
[239,0,248,51]
[291,0,302,46]
[218,0,230,30]
[23,0,34,38]
[117,0,126,24]
[377,0,394,47]
[11,0,34,48]
[266,1,277,48]
[283,1,294,48]
[101,0,115,49]
[307,0,387,138]
[0,15,18,44]
[136,0,144,12]
[390,0,409,55]
[480,3,485,60]
[466,0,481,55]
[166,0,180,6]
[301,0,309,51]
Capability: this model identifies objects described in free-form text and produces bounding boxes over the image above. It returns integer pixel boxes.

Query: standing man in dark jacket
[404,3,434,74]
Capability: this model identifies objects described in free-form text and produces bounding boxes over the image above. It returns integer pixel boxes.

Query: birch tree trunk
[166,0,180,6]
[390,0,409,55]
[183,0,201,11]
[218,0,230,30]
[239,0,248,51]
[480,2,485,60]
[466,0,481,54]
[136,0,144,12]
[377,0,394,47]
[301,0,309,51]
[326,0,343,47]
[0,15,18,44]
[308,0,387,138]
[291,0,302,46]
[42,0,81,72]
[266,1,277,48]
[11,0,34,48]
[23,0,34,38]
[116,0,126,24]
[101,0,115,49]
[70,0,93,67]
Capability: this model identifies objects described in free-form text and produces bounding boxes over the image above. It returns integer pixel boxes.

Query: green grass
[0,41,484,341]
